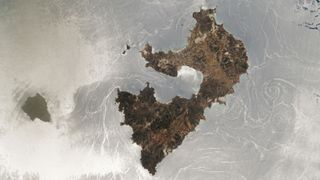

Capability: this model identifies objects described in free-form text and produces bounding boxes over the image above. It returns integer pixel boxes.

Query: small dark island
[116,8,248,175]
[22,93,51,122]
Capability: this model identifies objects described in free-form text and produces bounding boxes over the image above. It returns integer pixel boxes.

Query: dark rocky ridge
[116,8,248,175]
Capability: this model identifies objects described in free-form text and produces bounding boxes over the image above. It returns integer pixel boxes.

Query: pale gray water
[1,0,320,179]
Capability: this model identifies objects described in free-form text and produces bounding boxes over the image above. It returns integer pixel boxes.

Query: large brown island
[116,8,248,175]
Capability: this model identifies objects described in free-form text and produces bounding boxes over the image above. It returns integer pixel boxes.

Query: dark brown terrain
[116,8,248,175]
[22,93,51,122]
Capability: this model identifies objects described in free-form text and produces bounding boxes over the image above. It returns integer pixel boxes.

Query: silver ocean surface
[0,0,320,179]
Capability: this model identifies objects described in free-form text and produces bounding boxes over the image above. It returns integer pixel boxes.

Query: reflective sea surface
[1,0,320,179]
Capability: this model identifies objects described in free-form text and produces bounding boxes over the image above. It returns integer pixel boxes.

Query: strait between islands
[116,8,248,175]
